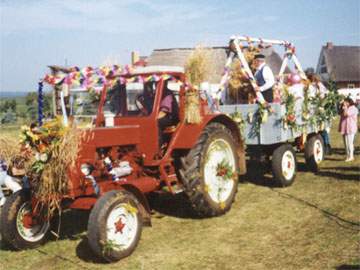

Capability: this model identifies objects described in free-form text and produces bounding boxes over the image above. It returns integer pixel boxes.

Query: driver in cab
[157,84,179,148]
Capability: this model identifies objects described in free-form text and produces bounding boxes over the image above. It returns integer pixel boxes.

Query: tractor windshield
[103,81,157,116]
[69,88,101,126]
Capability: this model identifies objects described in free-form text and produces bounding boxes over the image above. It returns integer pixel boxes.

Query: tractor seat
[163,124,179,134]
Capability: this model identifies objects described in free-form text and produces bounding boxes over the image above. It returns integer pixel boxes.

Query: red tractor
[1,65,246,262]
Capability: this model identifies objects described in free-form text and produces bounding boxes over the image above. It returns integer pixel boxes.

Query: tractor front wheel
[179,123,239,217]
[87,190,142,262]
[0,190,51,249]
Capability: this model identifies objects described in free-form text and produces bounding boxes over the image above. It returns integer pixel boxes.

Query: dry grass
[0,134,21,165]
[0,121,359,270]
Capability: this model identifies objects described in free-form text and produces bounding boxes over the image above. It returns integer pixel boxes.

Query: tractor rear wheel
[87,190,142,262]
[179,123,239,217]
[305,134,324,172]
[0,190,51,249]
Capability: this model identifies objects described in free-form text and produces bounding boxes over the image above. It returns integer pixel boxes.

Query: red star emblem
[114,218,125,233]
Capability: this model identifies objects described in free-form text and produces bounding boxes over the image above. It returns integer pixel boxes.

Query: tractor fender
[121,184,152,226]
[172,114,246,175]
[207,115,246,175]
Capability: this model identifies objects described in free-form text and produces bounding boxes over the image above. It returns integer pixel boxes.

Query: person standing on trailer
[253,53,275,103]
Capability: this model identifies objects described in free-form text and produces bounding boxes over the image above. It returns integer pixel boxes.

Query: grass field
[0,123,359,270]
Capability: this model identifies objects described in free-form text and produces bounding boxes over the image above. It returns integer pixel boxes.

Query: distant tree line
[0,92,52,124]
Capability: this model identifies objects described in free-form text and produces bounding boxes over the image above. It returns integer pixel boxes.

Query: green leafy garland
[252,102,271,135]
[308,82,340,132]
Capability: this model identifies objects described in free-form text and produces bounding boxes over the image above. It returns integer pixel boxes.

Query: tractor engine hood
[81,125,141,148]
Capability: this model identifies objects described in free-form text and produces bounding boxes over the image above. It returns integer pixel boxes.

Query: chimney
[131,51,140,65]
[326,42,333,49]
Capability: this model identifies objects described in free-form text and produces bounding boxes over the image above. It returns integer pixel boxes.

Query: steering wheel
[135,94,149,115]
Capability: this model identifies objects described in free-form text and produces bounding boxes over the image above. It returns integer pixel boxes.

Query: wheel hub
[314,140,323,163]
[16,202,50,242]
[106,204,138,250]
[114,218,126,234]
[22,213,36,228]
[282,150,295,180]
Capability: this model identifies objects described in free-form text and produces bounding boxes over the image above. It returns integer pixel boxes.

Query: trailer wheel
[0,190,51,249]
[272,144,297,187]
[305,134,324,172]
[179,123,239,217]
[87,190,142,262]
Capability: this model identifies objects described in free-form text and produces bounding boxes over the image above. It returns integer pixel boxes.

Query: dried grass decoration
[185,87,202,124]
[0,135,29,175]
[0,135,21,166]
[185,46,213,86]
[20,117,81,217]
[228,46,260,103]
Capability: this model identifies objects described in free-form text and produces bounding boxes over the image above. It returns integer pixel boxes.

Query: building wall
[336,81,360,89]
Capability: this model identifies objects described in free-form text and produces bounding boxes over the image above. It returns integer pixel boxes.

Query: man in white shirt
[253,54,275,103]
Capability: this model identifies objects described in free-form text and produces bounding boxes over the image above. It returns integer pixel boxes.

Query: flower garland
[43,65,182,90]
[229,110,246,138]
[19,117,80,217]
[20,117,66,173]
[249,102,272,136]
[282,89,297,131]
[216,159,236,181]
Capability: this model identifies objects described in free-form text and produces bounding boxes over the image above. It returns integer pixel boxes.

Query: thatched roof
[318,45,360,82]
[147,47,286,83]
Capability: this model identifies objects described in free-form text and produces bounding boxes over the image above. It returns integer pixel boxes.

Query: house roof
[322,45,360,82]
[147,46,286,83]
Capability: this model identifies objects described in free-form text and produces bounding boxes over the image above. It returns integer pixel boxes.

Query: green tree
[25,92,38,119]
[1,109,17,124]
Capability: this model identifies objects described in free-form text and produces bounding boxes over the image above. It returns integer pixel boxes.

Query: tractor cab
[53,65,185,162]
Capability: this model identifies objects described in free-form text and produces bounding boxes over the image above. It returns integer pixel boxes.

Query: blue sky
[1,0,359,92]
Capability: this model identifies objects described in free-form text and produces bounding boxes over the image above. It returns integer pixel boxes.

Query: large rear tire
[179,123,239,217]
[272,144,297,187]
[87,190,142,262]
[0,190,51,249]
[305,134,324,172]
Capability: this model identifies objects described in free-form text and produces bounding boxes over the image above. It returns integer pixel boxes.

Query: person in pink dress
[339,97,359,162]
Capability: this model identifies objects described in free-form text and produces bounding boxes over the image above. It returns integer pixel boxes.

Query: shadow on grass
[315,171,359,181]
[330,147,360,156]
[240,159,276,187]
[148,192,199,219]
[324,166,360,172]
[336,264,360,270]
[57,210,89,240]
[76,237,105,264]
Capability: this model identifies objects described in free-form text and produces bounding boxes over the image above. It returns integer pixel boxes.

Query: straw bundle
[185,89,202,124]
[228,46,260,103]
[185,46,213,86]
[0,135,20,165]
[32,124,81,217]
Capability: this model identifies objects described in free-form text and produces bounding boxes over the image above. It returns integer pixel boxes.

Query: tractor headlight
[80,163,93,176]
